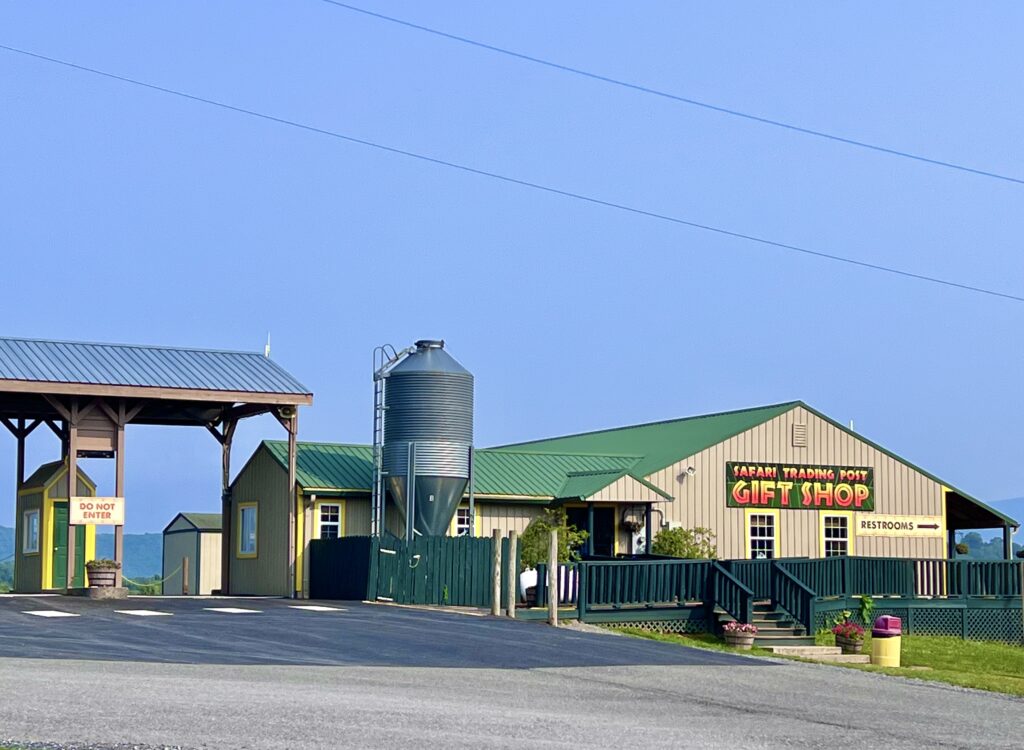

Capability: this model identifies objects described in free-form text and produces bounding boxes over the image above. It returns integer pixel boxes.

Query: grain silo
[373,340,473,539]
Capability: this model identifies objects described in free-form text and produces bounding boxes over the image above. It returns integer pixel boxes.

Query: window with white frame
[319,504,341,539]
[239,504,257,556]
[749,514,776,559]
[454,507,471,536]
[22,509,39,554]
[823,515,849,557]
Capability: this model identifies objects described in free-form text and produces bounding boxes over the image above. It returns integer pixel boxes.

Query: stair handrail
[770,562,817,634]
[709,561,754,625]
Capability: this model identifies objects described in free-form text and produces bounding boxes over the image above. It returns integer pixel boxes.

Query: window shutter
[791,423,807,448]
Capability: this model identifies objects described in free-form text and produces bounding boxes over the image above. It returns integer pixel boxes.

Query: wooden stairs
[716,600,816,647]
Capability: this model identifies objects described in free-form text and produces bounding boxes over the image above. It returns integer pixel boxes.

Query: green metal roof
[261,441,641,499]
[21,460,94,491]
[179,513,222,531]
[494,402,799,477]
[557,469,672,501]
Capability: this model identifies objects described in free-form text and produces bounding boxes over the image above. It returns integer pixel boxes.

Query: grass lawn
[616,628,1024,697]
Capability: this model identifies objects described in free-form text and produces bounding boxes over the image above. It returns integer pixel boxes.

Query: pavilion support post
[114,402,126,588]
[66,401,78,590]
[1003,525,1013,560]
[16,419,25,487]
[644,504,653,555]
[283,411,298,599]
[218,420,236,595]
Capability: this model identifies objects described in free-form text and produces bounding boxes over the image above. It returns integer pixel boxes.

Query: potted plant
[832,620,865,654]
[722,621,757,649]
[955,542,969,556]
[86,559,121,588]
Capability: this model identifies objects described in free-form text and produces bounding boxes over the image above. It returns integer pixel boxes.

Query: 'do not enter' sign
[70,496,125,525]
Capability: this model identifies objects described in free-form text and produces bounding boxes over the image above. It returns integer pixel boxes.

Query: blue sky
[1,3,1021,532]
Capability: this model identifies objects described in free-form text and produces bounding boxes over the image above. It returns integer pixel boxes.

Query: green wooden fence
[310,534,495,607]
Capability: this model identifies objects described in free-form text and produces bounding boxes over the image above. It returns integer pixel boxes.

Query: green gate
[51,502,86,589]
[309,535,497,608]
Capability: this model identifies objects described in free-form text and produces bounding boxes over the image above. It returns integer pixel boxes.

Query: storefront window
[823,515,849,557]
[319,504,340,539]
[749,514,775,559]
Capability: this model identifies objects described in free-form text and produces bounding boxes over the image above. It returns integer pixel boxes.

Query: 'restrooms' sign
[726,462,874,511]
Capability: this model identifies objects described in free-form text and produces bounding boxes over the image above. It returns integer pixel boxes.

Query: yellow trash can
[870,615,902,667]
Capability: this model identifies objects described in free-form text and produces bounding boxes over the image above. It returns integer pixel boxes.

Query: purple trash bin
[872,615,902,638]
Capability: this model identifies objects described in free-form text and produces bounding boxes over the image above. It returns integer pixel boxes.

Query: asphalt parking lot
[0,596,1019,750]
[0,594,755,668]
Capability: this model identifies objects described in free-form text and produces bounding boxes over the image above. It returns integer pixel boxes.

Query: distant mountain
[0,525,163,581]
[96,532,163,580]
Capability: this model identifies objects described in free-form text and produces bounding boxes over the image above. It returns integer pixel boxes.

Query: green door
[52,502,86,589]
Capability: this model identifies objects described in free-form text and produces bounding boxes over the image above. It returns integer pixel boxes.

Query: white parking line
[23,610,79,618]
[203,607,261,614]
[115,610,173,617]
[288,605,346,612]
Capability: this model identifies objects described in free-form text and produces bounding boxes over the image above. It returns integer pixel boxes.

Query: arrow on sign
[918,524,940,530]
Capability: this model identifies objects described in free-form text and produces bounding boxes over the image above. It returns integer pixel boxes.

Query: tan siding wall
[198,531,222,595]
[478,503,543,536]
[229,448,290,595]
[646,406,946,560]
[15,491,43,593]
[344,498,372,536]
[162,531,198,595]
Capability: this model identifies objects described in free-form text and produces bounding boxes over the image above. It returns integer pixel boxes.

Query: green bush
[519,508,588,570]
[651,526,717,559]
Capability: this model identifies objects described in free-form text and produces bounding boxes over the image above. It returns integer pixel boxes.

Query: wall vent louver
[792,423,808,448]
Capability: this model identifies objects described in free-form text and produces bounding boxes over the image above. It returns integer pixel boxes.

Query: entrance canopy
[0,336,311,593]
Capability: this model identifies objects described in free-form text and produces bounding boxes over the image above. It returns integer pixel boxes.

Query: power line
[1,43,1021,304]
[319,1,1024,187]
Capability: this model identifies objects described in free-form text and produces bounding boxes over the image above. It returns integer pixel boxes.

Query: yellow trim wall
[744,507,781,559]
[818,510,855,556]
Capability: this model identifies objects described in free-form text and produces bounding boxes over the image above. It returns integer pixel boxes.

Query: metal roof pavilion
[0,335,311,596]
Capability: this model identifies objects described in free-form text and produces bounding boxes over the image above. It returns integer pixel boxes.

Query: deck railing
[771,564,817,632]
[708,561,754,625]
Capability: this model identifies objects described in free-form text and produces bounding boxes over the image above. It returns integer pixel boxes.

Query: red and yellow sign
[726,463,874,511]
[70,496,125,525]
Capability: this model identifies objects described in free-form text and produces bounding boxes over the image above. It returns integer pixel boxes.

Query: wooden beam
[0,379,312,406]
[42,394,71,421]
[114,414,125,588]
[286,413,297,598]
[44,419,64,440]
[206,424,226,445]
[76,398,99,421]
[124,402,145,424]
[22,418,41,438]
[66,400,78,590]
[0,418,18,437]
[220,419,236,595]
[220,403,275,423]
[97,398,120,425]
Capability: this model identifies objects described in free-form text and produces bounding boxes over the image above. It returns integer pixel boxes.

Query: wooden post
[66,402,78,590]
[286,412,298,599]
[15,419,25,487]
[644,504,653,555]
[506,531,517,618]
[219,420,236,595]
[491,528,502,616]
[114,403,125,588]
[182,556,190,596]
[1020,561,1023,647]
[548,528,558,626]
[586,503,594,556]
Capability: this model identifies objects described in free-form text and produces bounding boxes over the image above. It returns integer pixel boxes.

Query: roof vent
[792,423,807,448]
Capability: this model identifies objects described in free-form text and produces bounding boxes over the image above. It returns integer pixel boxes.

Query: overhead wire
[0,43,1021,303]
[318,0,1024,186]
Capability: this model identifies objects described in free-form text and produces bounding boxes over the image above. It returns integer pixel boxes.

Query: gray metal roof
[0,336,310,395]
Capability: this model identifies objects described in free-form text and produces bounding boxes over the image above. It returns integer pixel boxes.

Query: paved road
[0,596,1018,749]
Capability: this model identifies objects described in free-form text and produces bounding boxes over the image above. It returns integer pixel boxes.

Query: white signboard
[70,497,125,525]
[857,514,944,538]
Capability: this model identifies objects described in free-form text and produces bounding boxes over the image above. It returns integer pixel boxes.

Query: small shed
[15,460,96,592]
[162,513,222,595]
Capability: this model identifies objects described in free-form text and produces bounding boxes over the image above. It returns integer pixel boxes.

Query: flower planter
[87,568,117,588]
[836,635,864,654]
[724,633,755,650]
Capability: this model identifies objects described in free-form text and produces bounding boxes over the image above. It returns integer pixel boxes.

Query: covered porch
[945,489,1019,559]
